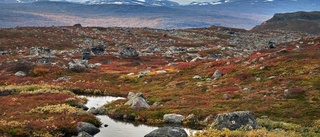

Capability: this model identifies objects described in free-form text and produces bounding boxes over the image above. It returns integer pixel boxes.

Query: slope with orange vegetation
[0,25,319,136]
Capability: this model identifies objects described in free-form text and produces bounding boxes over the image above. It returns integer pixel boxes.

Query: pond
[81,96,198,137]
[82,96,158,137]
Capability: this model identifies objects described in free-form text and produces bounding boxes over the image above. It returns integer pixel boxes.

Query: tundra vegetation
[0,26,319,136]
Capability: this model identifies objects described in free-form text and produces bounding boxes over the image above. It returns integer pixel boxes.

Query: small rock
[185,114,198,122]
[88,107,106,115]
[76,103,89,111]
[138,70,150,78]
[163,114,184,124]
[268,76,276,79]
[125,92,150,110]
[243,88,250,92]
[119,47,139,58]
[144,127,188,137]
[76,122,100,136]
[256,77,261,81]
[15,71,26,77]
[222,94,229,100]
[268,41,276,49]
[152,102,161,107]
[53,76,70,82]
[212,70,223,79]
[193,75,202,79]
[127,92,136,99]
[37,57,51,64]
[76,131,92,137]
[156,70,167,74]
[181,55,187,62]
[203,115,213,124]
[190,57,203,62]
[91,45,105,55]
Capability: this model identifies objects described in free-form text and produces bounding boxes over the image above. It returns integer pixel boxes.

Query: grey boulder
[119,47,139,58]
[73,131,93,137]
[163,114,184,124]
[211,111,258,130]
[88,107,106,115]
[76,122,100,136]
[15,71,26,77]
[125,92,150,110]
[144,127,188,137]
[212,70,223,79]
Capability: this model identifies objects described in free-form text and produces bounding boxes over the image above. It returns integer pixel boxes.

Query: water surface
[82,96,158,137]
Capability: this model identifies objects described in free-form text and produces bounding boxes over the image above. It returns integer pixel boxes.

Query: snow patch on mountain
[15,0,179,6]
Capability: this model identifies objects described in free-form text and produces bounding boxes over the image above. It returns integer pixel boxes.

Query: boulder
[76,122,100,136]
[138,70,150,78]
[125,92,150,110]
[53,76,71,82]
[0,50,9,55]
[30,47,51,57]
[212,70,223,79]
[268,41,276,49]
[193,75,201,79]
[37,57,51,64]
[74,131,92,137]
[82,48,91,60]
[163,114,184,124]
[88,107,106,115]
[68,59,88,72]
[127,92,136,99]
[119,47,139,58]
[91,45,105,55]
[15,71,26,77]
[144,127,188,137]
[74,23,82,27]
[211,111,258,130]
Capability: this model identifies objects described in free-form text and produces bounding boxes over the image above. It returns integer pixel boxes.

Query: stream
[81,96,197,137]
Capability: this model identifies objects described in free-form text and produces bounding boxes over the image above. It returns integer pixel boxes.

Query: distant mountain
[84,0,179,6]
[10,0,179,6]
[252,11,320,35]
[0,0,319,29]
[189,1,222,6]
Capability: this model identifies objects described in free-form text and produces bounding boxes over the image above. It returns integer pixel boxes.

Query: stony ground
[0,26,320,136]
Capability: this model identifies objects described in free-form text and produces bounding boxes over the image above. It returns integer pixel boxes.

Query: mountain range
[0,0,319,29]
[3,0,319,6]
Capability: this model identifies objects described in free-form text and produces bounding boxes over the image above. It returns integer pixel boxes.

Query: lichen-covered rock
[119,47,139,58]
[15,71,26,77]
[212,70,223,79]
[73,131,92,137]
[76,122,100,136]
[30,47,51,57]
[163,114,184,124]
[125,92,150,110]
[88,107,106,115]
[91,45,105,55]
[211,111,258,130]
[144,127,188,137]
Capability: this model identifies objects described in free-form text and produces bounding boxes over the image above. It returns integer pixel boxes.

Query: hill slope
[252,11,320,35]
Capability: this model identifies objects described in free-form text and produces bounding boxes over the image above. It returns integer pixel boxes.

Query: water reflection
[81,96,157,137]
[81,96,199,137]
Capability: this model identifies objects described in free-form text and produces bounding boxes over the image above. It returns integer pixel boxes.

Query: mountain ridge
[252,11,320,35]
